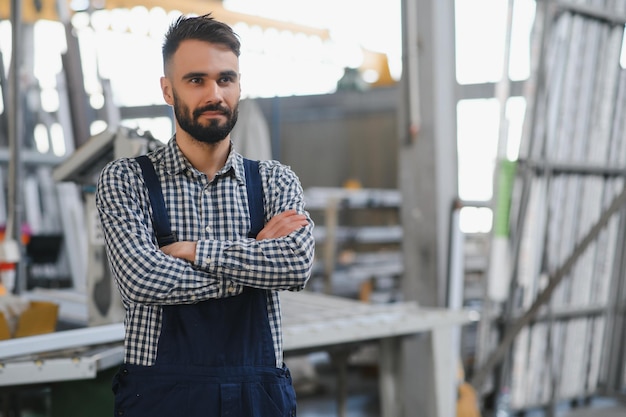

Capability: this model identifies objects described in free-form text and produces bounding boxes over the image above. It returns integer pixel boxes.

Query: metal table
[281,291,473,417]
[0,291,473,417]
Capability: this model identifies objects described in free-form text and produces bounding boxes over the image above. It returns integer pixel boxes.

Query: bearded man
[96,13,315,417]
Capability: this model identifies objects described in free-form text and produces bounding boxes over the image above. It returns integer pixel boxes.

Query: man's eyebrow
[181,70,239,80]
[220,70,239,79]
[182,72,208,80]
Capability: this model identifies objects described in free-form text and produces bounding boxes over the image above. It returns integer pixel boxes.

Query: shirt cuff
[195,239,243,296]
[195,239,221,271]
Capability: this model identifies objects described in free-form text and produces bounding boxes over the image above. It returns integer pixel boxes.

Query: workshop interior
[1,0,626,416]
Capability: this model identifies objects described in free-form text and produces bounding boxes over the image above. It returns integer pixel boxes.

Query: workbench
[282,291,473,417]
[0,290,473,417]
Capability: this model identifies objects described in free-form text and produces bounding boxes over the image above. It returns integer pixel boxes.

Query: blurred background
[1,1,626,417]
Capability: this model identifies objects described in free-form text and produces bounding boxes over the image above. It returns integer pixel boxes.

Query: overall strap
[135,155,176,247]
[243,158,265,238]
[136,155,265,243]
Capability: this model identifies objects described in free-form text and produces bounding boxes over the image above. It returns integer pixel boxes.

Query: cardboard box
[0,300,59,340]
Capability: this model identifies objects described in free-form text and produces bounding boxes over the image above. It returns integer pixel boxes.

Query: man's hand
[256,209,308,240]
[161,241,197,262]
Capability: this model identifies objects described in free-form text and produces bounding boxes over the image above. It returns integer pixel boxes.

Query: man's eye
[190,78,202,84]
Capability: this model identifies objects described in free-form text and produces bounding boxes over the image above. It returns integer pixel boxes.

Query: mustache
[193,104,232,118]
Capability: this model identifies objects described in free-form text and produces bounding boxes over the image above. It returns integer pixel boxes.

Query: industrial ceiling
[0,0,330,38]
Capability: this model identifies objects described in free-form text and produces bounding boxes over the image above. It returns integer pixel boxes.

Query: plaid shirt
[96,138,315,367]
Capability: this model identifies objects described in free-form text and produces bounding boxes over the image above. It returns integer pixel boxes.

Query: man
[96,13,315,417]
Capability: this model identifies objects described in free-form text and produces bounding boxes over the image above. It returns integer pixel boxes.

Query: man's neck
[176,133,231,180]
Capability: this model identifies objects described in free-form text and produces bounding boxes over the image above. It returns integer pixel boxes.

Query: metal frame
[471,181,626,389]
[0,345,123,386]
[473,0,626,411]
[0,323,123,360]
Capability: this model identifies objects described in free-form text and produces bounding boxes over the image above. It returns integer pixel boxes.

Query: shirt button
[227,286,236,293]
[205,225,212,232]
[205,257,212,264]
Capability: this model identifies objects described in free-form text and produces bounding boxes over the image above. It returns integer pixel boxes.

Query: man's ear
[160,77,174,105]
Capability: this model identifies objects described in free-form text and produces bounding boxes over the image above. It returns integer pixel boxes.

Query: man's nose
[203,81,223,103]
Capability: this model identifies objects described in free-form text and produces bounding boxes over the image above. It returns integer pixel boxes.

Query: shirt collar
[158,136,245,183]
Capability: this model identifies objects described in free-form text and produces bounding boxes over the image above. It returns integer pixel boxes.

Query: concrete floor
[290,359,626,417]
[294,362,380,417]
[5,357,625,417]
[563,406,626,417]
[526,398,626,417]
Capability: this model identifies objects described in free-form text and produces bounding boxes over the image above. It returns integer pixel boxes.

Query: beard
[172,92,239,145]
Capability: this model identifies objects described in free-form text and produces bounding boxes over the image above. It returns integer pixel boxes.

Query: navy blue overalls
[111,156,297,417]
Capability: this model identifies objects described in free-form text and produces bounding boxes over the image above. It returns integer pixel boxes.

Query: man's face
[161,40,241,144]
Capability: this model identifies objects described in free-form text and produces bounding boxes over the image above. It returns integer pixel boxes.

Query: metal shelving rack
[472,0,626,413]
[303,187,404,300]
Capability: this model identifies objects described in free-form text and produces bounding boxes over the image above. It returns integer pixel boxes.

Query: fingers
[160,243,176,255]
[257,210,309,240]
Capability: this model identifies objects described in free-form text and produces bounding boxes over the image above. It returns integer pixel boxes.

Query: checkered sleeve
[96,158,225,307]
[194,160,315,291]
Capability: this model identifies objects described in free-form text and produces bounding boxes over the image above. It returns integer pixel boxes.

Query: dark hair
[162,13,241,72]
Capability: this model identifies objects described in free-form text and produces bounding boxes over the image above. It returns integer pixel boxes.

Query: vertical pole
[379,337,402,417]
[7,0,24,294]
[57,0,90,149]
[323,197,339,294]
[432,327,457,417]
[0,51,8,146]
[330,350,350,417]
[399,0,459,414]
